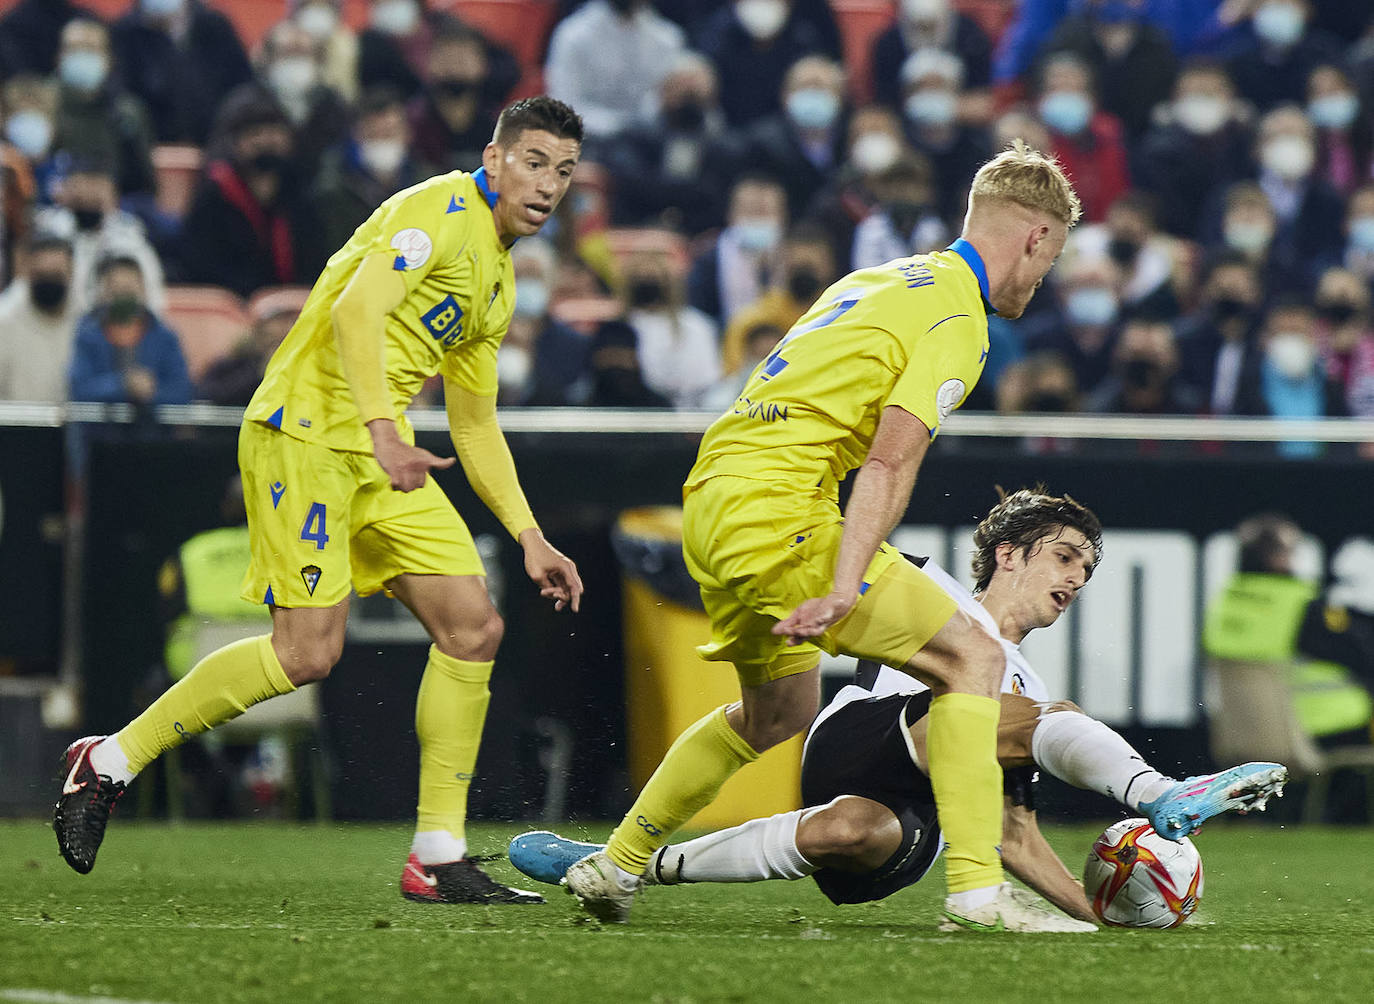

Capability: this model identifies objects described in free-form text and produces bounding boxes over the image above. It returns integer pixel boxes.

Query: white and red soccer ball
[1083,818,1203,929]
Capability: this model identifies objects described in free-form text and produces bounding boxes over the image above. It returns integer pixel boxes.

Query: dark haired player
[513,489,1287,929]
[55,98,586,904]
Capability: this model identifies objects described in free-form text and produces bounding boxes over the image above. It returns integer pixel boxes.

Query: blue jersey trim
[927,313,970,333]
[945,238,996,315]
[471,167,500,209]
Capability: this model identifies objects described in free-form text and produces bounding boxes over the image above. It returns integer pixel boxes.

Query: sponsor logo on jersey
[935,378,966,423]
[897,260,935,288]
[731,396,789,423]
[421,294,465,346]
[390,227,433,271]
[301,564,322,596]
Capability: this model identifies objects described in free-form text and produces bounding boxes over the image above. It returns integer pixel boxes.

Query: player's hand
[369,420,454,491]
[772,590,856,645]
[519,528,584,612]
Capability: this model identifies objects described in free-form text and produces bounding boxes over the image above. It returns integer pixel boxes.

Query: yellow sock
[116,635,295,773]
[606,706,758,874]
[927,692,1004,894]
[414,645,492,839]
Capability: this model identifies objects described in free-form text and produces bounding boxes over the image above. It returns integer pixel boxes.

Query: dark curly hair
[494,96,584,146]
[970,486,1103,593]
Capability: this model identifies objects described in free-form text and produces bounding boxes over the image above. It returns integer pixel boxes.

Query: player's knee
[936,628,1004,696]
[432,607,504,662]
[279,644,341,685]
[735,697,816,752]
[798,799,897,872]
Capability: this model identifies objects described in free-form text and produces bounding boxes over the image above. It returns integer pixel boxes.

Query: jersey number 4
[757,289,865,382]
[300,502,330,550]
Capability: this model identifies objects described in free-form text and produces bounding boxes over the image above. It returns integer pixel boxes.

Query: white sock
[90,737,137,786]
[1031,710,1168,810]
[946,883,1003,912]
[411,830,467,865]
[651,809,814,884]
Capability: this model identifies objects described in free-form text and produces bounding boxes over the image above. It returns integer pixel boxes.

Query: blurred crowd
[1,0,1374,429]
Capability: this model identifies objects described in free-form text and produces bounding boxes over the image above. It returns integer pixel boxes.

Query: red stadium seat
[449,0,559,71]
[834,0,896,105]
[151,144,204,221]
[163,285,251,384]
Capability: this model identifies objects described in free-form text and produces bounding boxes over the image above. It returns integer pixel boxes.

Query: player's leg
[827,559,1006,910]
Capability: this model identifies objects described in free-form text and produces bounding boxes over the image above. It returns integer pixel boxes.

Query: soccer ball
[1083,818,1203,928]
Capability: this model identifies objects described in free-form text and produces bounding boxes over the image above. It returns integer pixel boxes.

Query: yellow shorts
[237,421,484,608]
[682,476,957,685]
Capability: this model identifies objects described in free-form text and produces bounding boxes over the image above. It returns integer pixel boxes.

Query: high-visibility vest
[163,526,268,680]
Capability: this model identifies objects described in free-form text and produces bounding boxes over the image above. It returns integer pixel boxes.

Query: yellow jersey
[246,168,514,453]
[685,240,993,492]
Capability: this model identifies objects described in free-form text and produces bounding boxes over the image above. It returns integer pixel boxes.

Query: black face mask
[607,0,638,14]
[104,294,143,324]
[433,79,478,101]
[1026,391,1071,412]
[884,200,926,237]
[30,275,68,311]
[248,151,290,176]
[1318,301,1360,325]
[787,268,823,303]
[1121,357,1163,389]
[72,206,103,232]
[628,279,668,308]
[665,101,706,132]
[1211,296,1252,323]
[1108,236,1140,267]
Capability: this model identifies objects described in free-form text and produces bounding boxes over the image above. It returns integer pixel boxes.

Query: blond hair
[968,139,1081,227]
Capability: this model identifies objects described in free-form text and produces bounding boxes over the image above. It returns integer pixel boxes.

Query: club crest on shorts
[300,564,322,596]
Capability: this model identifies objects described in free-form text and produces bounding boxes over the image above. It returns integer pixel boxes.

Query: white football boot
[939,883,1098,933]
[563,850,641,923]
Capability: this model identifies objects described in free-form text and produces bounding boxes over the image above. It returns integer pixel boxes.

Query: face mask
[1211,295,1253,322]
[1174,94,1228,136]
[1121,357,1163,389]
[359,138,405,177]
[1349,215,1374,253]
[1261,135,1314,181]
[628,278,668,308]
[884,200,926,236]
[5,110,52,158]
[1108,236,1140,267]
[849,131,900,174]
[1317,301,1359,326]
[59,50,108,92]
[1253,2,1304,48]
[105,294,144,324]
[249,151,290,175]
[1066,286,1119,327]
[72,206,104,232]
[269,57,317,99]
[665,100,706,132]
[901,0,944,21]
[735,0,787,41]
[904,89,957,128]
[371,0,419,37]
[1039,91,1092,136]
[433,78,478,100]
[1224,221,1273,255]
[1308,92,1359,131]
[786,87,840,131]
[297,3,338,39]
[1267,332,1316,380]
[142,0,186,17]
[731,218,780,253]
[1027,391,1070,412]
[29,276,68,311]
[496,344,533,389]
[514,278,549,318]
[787,268,823,303]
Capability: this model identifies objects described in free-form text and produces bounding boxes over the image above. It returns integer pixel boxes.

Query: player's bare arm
[334,251,455,491]
[773,405,931,643]
[1000,800,1097,923]
[445,378,584,612]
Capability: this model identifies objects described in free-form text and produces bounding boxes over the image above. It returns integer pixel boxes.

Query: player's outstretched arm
[773,405,931,643]
[446,378,583,612]
[1000,801,1097,923]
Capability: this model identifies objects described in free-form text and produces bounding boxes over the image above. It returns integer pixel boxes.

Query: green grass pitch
[2,819,1370,1003]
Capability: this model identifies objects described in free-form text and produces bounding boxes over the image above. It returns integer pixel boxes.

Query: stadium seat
[450,0,559,72]
[834,0,896,105]
[162,285,251,384]
[1206,657,1374,823]
[246,285,312,325]
[151,144,204,221]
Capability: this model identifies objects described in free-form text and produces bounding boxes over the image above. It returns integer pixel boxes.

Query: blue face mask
[732,218,781,252]
[904,89,957,127]
[4,110,52,158]
[1039,91,1092,136]
[1308,92,1359,131]
[1349,216,1374,254]
[1253,2,1304,48]
[514,279,549,318]
[1066,286,1119,328]
[59,50,107,92]
[786,88,840,131]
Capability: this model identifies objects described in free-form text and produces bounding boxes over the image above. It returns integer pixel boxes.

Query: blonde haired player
[565,141,1086,930]
[54,97,585,904]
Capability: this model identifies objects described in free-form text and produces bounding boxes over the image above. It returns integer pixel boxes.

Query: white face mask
[1267,332,1316,380]
[269,57,317,99]
[1308,92,1359,131]
[1174,94,1228,136]
[1224,220,1273,255]
[902,0,945,22]
[297,3,339,40]
[1065,286,1119,328]
[59,50,108,92]
[731,218,781,253]
[785,87,840,131]
[1261,135,1315,181]
[849,131,901,174]
[1253,1,1304,48]
[371,0,419,37]
[359,137,406,177]
[904,89,957,127]
[514,278,550,318]
[497,344,534,389]
[142,0,186,17]
[735,0,788,41]
[5,109,52,158]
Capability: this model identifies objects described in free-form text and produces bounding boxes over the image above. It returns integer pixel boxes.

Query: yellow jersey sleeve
[363,182,472,296]
[885,312,985,436]
[442,327,499,396]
